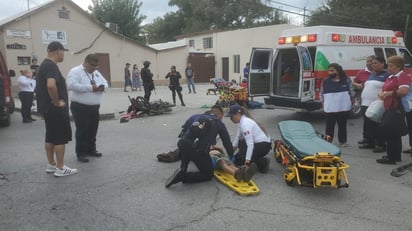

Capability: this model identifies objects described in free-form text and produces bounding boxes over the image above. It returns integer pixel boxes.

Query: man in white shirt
[67,54,108,163]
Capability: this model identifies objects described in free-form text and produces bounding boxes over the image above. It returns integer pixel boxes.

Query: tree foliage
[145,0,288,43]
[307,0,412,49]
[89,0,146,42]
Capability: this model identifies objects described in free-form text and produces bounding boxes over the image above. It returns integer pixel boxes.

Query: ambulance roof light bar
[278,34,317,45]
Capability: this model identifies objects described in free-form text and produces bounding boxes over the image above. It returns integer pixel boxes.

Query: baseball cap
[47,41,68,52]
[225,104,241,117]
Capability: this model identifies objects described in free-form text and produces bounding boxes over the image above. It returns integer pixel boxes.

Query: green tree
[146,0,288,43]
[144,12,184,44]
[89,0,146,42]
[307,0,412,49]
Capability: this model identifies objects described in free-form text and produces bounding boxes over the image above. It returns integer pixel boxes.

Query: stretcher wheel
[283,171,295,186]
[274,151,282,163]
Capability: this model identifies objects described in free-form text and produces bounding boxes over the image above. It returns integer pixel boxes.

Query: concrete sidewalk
[14,83,223,120]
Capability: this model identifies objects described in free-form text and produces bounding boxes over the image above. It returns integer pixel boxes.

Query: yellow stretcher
[274,120,349,188]
[214,170,259,195]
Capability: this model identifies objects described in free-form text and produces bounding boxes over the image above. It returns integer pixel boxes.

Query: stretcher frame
[274,121,350,188]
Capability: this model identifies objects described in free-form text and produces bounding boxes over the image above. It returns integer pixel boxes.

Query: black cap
[143,61,151,66]
[47,41,68,52]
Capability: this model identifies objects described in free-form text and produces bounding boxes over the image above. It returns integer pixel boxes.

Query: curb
[15,108,116,121]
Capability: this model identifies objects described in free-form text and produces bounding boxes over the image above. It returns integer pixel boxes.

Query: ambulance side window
[385,48,397,58]
[399,49,412,68]
[374,48,384,59]
[251,50,271,70]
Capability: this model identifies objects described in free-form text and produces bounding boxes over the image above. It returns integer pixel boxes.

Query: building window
[58,9,71,20]
[203,37,213,49]
[233,55,240,73]
[189,40,195,48]
[17,56,31,65]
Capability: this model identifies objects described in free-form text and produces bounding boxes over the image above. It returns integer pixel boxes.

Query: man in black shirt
[36,41,77,177]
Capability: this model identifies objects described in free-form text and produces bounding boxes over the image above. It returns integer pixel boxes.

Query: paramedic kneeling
[165,113,234,188]
[227,104,272,173]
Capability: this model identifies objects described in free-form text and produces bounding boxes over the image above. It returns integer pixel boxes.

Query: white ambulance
[249,25,412,117]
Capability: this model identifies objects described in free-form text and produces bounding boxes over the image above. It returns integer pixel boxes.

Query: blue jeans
[187,78,196,93]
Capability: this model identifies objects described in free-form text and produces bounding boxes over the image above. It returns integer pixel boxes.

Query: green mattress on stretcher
[278,120,341,158]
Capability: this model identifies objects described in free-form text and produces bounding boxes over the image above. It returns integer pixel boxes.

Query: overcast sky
[0,0,325,25]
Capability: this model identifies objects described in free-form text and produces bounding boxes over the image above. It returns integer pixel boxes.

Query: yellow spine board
[214,170,259,195]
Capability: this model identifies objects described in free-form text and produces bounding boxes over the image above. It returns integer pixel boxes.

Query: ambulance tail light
[278,37,286,45]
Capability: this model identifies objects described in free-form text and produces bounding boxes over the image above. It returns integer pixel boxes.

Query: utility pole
[303,7,306,25]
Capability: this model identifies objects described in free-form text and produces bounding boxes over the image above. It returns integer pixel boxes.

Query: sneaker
[165,169,184,188]
[376,158,396,165]
[402,148,412,154]
[358,139,369,144]
[358,143,374,149]
[46,163,56,173]
[340,143,349,148]
[243,163,258,182]
[54,165,78,177]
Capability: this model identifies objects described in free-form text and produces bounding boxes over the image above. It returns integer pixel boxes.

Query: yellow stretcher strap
[214,170,259,195]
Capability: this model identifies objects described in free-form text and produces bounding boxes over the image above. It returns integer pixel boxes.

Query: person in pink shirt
[376,56,410,165]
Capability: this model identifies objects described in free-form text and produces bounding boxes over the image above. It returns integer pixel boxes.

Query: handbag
[401,84,412,112]
[379,99,408,136]
[365,99,384,123]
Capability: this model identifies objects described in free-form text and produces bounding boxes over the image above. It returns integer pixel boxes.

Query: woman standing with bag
[358,57,389,152]
[376,56,410,165]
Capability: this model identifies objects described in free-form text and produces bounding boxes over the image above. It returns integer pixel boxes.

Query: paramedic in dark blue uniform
[157,105,223,162]
[165,107,234,188]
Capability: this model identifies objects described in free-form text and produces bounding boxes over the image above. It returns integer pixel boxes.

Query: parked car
[0,51,15,127]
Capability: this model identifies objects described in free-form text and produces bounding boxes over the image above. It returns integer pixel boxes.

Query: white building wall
[184,24,298,81]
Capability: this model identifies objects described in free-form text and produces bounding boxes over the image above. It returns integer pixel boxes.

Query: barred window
[189,40,195,47]
[203,37,213,49]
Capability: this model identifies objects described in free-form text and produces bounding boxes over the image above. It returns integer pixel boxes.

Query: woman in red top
[376,56,410,164]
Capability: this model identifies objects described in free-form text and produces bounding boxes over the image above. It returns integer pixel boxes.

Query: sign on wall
[6,29,31,38]
[42,30,67,45]
[6,43,27,49]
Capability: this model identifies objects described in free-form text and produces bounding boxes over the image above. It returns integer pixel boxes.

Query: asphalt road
[1,85,412,231]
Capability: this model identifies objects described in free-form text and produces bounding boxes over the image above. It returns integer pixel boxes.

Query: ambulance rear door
[248,48,273,97]
[272,46,314,102]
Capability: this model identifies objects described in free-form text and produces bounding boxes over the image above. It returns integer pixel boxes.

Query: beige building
[0,0,299,94]
[0,0,158,94]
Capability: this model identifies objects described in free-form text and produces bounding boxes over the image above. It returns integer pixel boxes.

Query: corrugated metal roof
[149,39,186,50]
